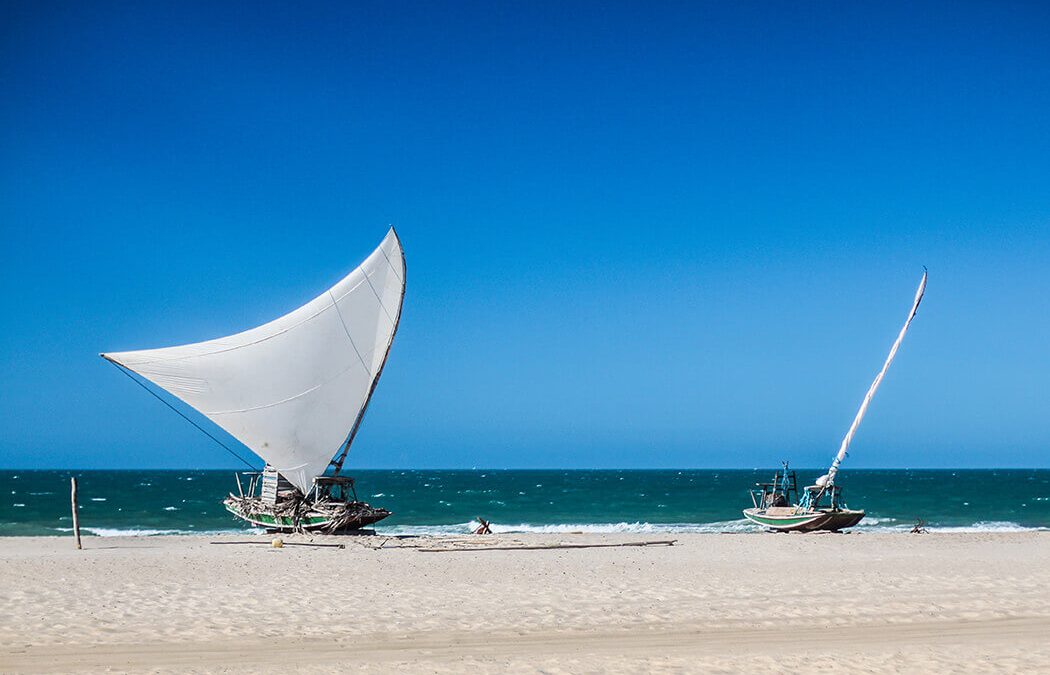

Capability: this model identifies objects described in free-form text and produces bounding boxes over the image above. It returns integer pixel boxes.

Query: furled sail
[102,228,406,494]
[818,270,927,487]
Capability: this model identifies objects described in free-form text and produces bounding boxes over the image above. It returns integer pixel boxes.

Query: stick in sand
[70,477,82,550]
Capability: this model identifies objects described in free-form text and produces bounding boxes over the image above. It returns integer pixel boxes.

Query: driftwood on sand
[416,539,677,553]
[207,536,678,553]
[210,541,346,549]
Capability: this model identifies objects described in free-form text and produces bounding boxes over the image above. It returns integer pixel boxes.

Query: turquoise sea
[2,469,1048,536]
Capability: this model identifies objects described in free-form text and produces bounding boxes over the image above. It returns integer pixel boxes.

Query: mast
[821,269,927,487]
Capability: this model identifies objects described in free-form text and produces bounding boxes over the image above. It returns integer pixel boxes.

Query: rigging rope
[105,358,259,471]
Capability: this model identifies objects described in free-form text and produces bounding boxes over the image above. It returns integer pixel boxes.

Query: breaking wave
[924,521,1049,533]
[53,527,254,537]
[384,520,760,535]
[378,519,1048,536]
[40,519,1049,537]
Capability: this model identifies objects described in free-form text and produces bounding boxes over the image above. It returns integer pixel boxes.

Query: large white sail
[102,228,406,494]
[820,270,927,487]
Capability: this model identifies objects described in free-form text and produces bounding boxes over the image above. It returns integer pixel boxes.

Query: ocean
[2,469,1048,536]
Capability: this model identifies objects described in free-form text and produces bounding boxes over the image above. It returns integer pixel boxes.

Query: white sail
[820,270,927,487]
[102,228,406,494]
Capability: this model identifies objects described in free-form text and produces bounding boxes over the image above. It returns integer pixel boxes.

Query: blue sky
[2,1,1048,469]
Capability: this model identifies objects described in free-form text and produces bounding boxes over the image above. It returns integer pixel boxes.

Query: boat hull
[816,509,865,531]
[743,507,865,532]
[742,508,834,532]
[223,497,391,533]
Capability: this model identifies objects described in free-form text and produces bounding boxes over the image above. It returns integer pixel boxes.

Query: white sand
[2,532,1049,673]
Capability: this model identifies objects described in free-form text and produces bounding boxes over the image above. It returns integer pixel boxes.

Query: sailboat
[743,269,927,532]
[102,228,406,533]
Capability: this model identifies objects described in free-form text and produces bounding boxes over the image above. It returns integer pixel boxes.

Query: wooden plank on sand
[416,539,677,552]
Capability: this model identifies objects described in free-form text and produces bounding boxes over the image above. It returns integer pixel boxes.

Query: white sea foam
[52,527,254,537]
[34,518,1047,538]
[853,517,1047,533]
[379,520,764,536]
[377,519,1049,536]
[86,527,186,536]
[378,523,478,536]
[35,520,1049,537]
[926,521,1049,533]
[855,516,899,526]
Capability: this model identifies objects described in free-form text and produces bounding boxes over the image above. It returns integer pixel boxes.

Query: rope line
[106,359,259,470]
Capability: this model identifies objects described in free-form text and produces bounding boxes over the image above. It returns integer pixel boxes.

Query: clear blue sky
[2,1,1048,469]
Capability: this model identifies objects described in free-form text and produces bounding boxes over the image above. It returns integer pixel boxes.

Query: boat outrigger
[102,228,406,533]
[744,270,927,532]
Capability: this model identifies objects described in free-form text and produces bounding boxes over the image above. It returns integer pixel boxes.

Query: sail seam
[378,242,403,284]
[328,229,406,475]
[363,268,396,326]
[203,361,366,415]
[110,245,391,365]
[112,291,349,364]
[328,289,371,376]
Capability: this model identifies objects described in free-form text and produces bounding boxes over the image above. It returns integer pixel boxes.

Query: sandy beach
[1,532,1048,673]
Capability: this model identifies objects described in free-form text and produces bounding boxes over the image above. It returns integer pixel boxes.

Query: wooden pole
[70,477,82,550]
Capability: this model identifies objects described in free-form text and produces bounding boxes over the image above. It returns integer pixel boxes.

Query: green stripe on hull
[745,513,822,527]
[224,504,331,528]
[741,508,832,531]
